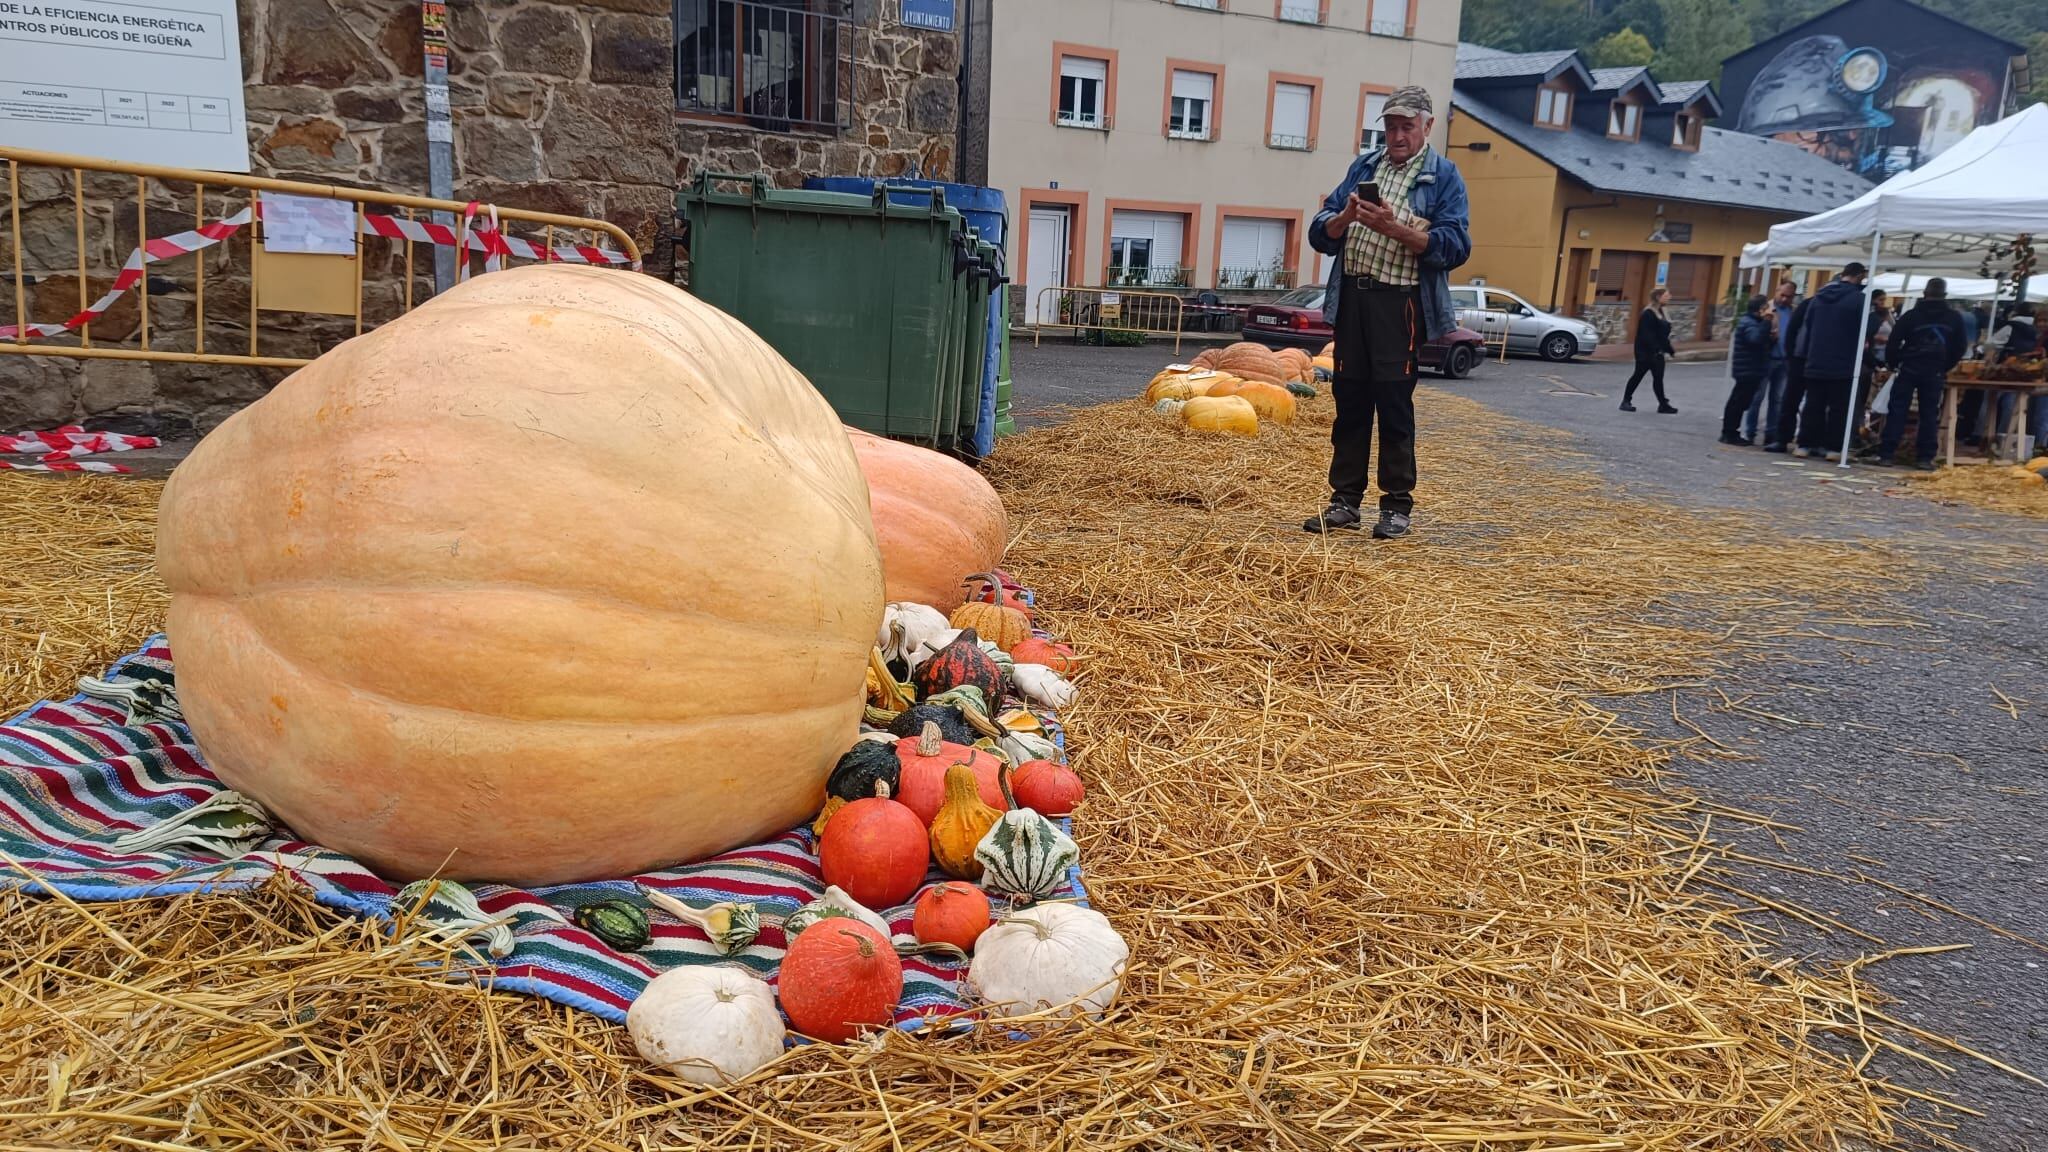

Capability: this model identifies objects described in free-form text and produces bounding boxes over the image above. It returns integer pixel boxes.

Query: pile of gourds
[2011,455,2048,487]
[1143,342,1321,436]
[627,571,1129,1086]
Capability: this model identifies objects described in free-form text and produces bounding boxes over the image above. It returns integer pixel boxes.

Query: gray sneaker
[1372,510,1412,540]
[1304,503,1363,534]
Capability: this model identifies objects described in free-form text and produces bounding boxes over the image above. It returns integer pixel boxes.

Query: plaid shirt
[1343,145,1431,285]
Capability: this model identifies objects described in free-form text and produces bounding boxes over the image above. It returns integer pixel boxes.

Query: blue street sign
[902,0,954,31]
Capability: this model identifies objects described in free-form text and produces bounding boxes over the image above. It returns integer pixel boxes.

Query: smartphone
[1354,180,1383,206]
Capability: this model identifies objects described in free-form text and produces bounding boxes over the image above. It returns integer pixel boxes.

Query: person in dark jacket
[1858,279,1965,469]
[1792,262,1872,459]
[1720,295,1775,444]
[1743,280,1796,444]
[1767,292,1816,453]
[1620,288,1679,413]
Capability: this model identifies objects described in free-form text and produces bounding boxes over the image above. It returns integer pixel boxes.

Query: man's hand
[1323,193,1371,239]
[1357,199,1431,256]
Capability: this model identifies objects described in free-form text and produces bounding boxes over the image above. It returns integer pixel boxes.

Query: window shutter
[1172,70,1214,102]
[1062,56,1107,84]
[1596,260,1628,295]
[1273,83,1312,143]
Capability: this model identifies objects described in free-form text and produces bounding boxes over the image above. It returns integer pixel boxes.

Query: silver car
[1450,285,1602,362]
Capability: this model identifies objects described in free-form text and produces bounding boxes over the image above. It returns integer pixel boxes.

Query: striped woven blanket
[0,637,1080,1027]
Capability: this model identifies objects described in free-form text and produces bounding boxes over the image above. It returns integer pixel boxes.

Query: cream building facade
[975,0,1461,323]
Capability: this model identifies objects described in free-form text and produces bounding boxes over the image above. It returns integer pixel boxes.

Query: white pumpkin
[1008,664,1075,710]
[968,903,1129,1020]
[628,965,785,1085]
[878,602,952,667]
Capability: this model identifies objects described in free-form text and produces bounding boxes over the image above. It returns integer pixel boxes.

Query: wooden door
[1595,250,1652,342]
[1665,254,1720,341]
[1563,248,1591,316]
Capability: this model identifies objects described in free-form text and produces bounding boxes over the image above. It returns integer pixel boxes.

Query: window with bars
[1270,81,1314,150]
[673,0,852,131]
[1169,70,1215,140]
[1059,55,1110,129]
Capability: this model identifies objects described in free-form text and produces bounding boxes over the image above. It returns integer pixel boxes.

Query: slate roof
[1453,45,1589,86]
[1451,87,1872,216]
[1590,67,1652,92]
[1657,80,1712,106]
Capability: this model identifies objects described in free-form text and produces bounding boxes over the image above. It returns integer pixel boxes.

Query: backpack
[1898,317,1950,365]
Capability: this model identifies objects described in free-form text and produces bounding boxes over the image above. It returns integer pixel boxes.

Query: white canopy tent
[1871,273,2048,304]
[1737,104,2048,466]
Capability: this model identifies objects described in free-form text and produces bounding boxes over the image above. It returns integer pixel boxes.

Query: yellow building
[1447,45,1871,346]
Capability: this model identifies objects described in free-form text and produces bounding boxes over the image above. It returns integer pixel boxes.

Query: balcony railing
[674,0,854,132]
[1369,16,1406,35]
[1167,125,1211,142]
[1106,264,1192,288]
[1216,266,1297,290]
[1057,111,1112,130]
[1278,2,1321,22]
[1174,0,1223,9]
[1268,132,1314,150]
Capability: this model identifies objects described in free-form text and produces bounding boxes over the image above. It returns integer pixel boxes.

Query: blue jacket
[1731,313,1773,379]
[1799,278,1870,379]
[1310,147,1473,340]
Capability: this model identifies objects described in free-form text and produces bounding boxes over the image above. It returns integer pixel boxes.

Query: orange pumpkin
[156,264,883,886]
[1009,637,1075,670]
[1231,381,1299,424]
[950,601,1031,651]
[913,882,992,951]
[1203,377,1250,398]
[895,722,1007,825]
[819,787,930,911]
[1190,348,1224,370]
[1012,759,1085,817]
[848,429,1009,611]
[1214,343,1289,385]
[778,921,903,1043]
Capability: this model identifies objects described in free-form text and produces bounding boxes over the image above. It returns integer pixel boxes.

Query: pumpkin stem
[996,759,1018,810]
[918,721,943,757]
[839,927,876,958]
[874,778,892,800]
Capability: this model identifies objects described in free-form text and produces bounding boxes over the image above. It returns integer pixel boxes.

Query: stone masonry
[5,0,962,432]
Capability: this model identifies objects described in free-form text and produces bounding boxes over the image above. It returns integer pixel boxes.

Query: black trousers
[1880,370,1945,464]
[1800,375,1852,453]
[1329,282,1421,514]
[1622,356,1667,404]
[1721,376,1764,439]
[1774,358,1809,448]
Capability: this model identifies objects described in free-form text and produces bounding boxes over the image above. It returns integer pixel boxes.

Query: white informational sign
[0,0,248,172]
[260,192,355,256]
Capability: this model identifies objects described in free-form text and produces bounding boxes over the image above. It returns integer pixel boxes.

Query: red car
[1236,285,1487,379]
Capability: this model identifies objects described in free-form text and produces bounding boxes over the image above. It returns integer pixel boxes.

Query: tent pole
[1840,231,1883,470]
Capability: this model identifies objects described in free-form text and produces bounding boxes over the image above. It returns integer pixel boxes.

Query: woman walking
[1720,295,1774,445]
[1620,288,1678,413]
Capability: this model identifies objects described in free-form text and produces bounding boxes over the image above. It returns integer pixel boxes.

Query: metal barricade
[2,145,642,371]
[1465,307,1513,363]
[1029,286,1185,355]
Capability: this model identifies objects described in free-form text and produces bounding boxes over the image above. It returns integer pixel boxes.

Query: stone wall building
[1,0,964,432]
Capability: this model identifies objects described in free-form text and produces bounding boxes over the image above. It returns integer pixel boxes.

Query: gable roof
[1590,67,1662,102]
[1656,79,1725,119]
[1722,0,2024,68]
[1454,44,1593,89]
[1451,87,1873,216]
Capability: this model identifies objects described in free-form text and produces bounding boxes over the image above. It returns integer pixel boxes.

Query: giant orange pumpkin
[848,429,1009,611]
[156,265,884,885]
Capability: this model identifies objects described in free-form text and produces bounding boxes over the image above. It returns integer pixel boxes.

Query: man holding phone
[1302,85,1471,539]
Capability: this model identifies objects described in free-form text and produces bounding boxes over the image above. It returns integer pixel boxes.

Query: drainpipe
[1551,195,1617,313]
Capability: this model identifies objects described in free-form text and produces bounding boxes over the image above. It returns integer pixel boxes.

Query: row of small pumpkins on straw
[1145,342,1322,437]
[626,574,1128,1087]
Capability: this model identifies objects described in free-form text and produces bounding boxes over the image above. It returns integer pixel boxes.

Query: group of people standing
[1666,263,2043,470]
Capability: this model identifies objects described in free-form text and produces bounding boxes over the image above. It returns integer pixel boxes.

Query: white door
[1026,208,1070,325]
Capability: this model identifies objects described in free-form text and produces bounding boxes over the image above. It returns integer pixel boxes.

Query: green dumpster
[677,173,972,447]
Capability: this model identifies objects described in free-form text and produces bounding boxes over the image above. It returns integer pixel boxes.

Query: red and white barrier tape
[0,201,635,342]
[0,425,159,473]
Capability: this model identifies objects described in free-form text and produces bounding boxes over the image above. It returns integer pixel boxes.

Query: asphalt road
[1010,340,2048,1149]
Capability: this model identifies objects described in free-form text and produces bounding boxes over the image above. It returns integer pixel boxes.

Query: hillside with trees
[1460,0,2046,104]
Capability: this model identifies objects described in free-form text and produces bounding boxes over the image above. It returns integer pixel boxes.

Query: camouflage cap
[1380,85,1434,120]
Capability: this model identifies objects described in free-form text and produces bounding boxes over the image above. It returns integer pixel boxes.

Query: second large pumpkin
[848,430,1009,611]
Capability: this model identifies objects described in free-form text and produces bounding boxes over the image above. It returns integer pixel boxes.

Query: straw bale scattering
[1899,458,2048,520]
[0,385,1983,1149]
